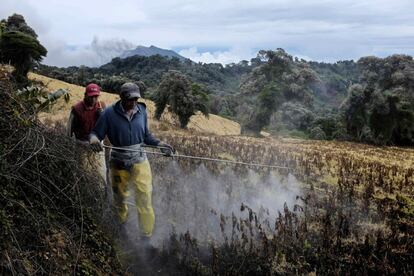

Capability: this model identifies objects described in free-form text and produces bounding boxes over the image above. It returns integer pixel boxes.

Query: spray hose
[102,144,289,170]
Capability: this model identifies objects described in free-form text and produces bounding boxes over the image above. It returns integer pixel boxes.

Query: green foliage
[16,86,70,112]
[309,126,326,140]
[37,53,254,98]
[154,70,210,128]
[269,102,315,133]
[309,59,359,106]
[242,49,320,134]
[2,14,38,38]
[0,21,6,36]
[342,55,414,145]
[312,113,341,139]
[243,84,282,133]
[101,74,133,93]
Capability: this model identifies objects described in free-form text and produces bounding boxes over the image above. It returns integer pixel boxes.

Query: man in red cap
[67,83,107,189]
[67,83,106,142]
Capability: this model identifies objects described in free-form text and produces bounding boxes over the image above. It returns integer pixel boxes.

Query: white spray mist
[120,159,303,248]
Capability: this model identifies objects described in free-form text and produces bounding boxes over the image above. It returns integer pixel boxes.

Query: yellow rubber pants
[110,160,155,237]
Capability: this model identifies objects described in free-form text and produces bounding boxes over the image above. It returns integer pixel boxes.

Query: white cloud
[178,47,255,65]
[1,0,414,66]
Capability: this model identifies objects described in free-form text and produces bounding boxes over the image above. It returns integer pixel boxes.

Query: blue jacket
[91,100,160,147]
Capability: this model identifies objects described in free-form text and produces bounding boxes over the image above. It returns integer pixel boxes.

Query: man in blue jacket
[89,82,174,239]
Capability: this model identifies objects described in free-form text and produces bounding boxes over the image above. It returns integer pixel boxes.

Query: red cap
[85,83,100,96]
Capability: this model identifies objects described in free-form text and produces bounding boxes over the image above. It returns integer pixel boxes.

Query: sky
[2,0,414,67]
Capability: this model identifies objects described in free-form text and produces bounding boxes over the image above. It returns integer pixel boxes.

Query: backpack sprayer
[102,144,289,170]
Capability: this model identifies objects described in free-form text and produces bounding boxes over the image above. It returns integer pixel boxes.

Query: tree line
[36,45,414,146]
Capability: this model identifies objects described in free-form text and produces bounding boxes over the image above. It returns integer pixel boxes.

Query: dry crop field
[157,133,414,195]
[146,134,414,275]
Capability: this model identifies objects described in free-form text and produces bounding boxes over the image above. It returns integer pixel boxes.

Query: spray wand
[102,144,289,170]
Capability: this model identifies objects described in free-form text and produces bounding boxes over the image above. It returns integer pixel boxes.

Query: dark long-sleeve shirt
[91,100,160,147]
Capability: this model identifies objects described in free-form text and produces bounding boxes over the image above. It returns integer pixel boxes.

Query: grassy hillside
[29,73,240,136]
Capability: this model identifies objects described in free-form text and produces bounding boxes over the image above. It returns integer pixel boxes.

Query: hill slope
[29,73,241,136]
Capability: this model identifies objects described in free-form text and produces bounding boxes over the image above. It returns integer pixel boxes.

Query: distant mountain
[120,45,186,60]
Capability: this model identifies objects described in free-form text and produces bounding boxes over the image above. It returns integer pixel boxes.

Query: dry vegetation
[148,134,414,275]
[0,68,125,274]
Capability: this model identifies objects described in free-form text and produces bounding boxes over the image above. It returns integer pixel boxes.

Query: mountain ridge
[120,45,186,61]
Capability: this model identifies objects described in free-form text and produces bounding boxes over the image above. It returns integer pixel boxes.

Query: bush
[309,126,326,140]
[154,70,209,128]
[0,68,124,275]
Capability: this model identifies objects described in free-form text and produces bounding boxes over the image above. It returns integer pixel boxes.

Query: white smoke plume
[43,36,134,67]
[90,37,135,65]
[121,160,302,247]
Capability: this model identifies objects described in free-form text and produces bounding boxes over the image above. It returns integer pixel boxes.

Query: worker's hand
[89,135,103,152]
[158,142,175,157]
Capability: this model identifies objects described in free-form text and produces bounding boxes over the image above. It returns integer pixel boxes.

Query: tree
[0,14,47,85]
[241,49,319,135]
[154,70,209,128]
[342,84,367,139]
[341,55,414,145]
[243,84,283,133]
[2,14,38,38]
[269,102,315,132]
